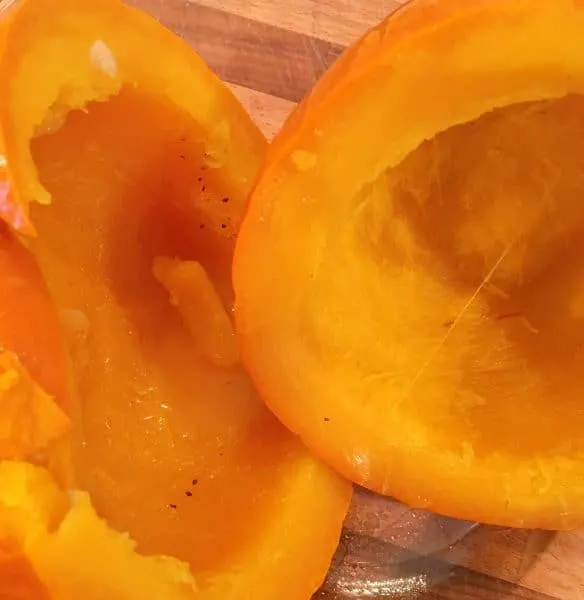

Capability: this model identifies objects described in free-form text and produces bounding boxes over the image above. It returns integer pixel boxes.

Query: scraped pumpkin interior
[353,93,584,461]
[27,85,301,576]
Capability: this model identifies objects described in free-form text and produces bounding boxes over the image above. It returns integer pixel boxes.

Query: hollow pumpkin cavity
[358,93,584,462]
[28,85,298,577]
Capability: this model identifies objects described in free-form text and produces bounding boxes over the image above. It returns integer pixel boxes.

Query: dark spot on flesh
[496,311,523,321]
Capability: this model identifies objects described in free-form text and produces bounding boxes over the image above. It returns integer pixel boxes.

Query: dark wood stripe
[131,0,345,103]
[315,531,558,600]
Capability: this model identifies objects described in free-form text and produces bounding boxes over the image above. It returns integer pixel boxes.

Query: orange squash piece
[152,257,240,367]
[0,461,196,600]
[0,224,69,410]
[0,222,71,469]
[0,351,69,461]
[234,0,584,530]
[0,0,351,597]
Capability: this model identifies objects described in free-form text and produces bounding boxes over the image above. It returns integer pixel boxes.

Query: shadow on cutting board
[315,487,556,600]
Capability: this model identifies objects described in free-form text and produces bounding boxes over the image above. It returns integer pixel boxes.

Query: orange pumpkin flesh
[0,224,69,408]
[0,540,51,600]
[0,224,70,463]
[234,0,584,529]
[0,0,351,597]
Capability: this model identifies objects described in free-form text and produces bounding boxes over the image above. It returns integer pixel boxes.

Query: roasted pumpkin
[234,0,584,530]
[0,0,351,598]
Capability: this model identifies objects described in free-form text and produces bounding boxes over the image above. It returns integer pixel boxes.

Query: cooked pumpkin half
[234,0,584,529]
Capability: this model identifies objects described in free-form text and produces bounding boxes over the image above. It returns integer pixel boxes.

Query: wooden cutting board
[132,1,584,598]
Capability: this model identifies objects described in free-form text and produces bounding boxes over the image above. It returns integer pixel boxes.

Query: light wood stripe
[521,531,584,598]
[191,0,408,47]
[229,83,295,140]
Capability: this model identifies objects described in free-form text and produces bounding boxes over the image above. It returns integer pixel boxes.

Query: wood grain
[191,0,406,46]
[228,83,294,139]
[135,0,344,102]
[131,0,584,598]
[315,529,558,600]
